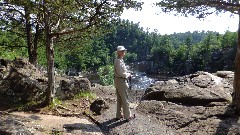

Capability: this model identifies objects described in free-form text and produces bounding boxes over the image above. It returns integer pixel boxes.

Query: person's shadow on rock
[100,118,129,132]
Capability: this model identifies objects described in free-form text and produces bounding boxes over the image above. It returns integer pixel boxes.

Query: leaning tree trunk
[232,12,240,112]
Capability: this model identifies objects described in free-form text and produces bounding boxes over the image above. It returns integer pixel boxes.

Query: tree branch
[50,0,108,37]
[0,44,27,48]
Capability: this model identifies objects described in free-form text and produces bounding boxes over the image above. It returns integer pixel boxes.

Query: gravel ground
[91,84,176,135]
[94,103,175,135]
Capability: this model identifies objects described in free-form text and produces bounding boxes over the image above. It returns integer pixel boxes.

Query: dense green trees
[100,20,236,78]
[1,17,237,74]
[0,1,238,107]
[1,18,237,75]
[0,30,28,59]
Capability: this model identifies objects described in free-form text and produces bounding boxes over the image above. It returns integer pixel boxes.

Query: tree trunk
[25,6,34,64]
[43,3,55,106]
[25,6,38,66]
[32,23,40,66]
[232,13,240,112]
[45,36,55,105]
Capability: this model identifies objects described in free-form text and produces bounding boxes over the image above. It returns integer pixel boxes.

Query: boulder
[90,98,109,115]
[0,58,92,104]
[56,76,91,100]
[0,58,47,104]
[142,71,232,106]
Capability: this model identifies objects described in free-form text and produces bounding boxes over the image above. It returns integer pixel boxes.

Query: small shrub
[98,65,114,86]
[49,97,62,109]
[74,91,96,100]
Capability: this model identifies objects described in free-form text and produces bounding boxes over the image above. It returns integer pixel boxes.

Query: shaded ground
[2,80,240,135]
[93,102,175,135]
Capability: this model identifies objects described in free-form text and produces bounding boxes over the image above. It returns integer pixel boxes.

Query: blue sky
[120,0,238,35]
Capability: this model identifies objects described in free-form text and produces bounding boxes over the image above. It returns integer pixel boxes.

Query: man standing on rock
[114,46,134,121]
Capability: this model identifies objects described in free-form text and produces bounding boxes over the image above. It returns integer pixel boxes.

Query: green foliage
[98,65,114,86]
[74,91,97,100]
[0,48,18,60]
[0,30,28,60]
[1,15,237,77]
[221,31,237,48]
[3,0,238,107]
[5,99,43,111]
[53,97,62,106]
[101,19,237,75]
[54,36,111,72]
[48,97,62,109]
[156,0,239,18]
[1,0,143,69]
[0,46,28,60]
[125,52,137,63]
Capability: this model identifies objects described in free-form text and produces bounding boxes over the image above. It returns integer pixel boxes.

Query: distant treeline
[0,19,237,76]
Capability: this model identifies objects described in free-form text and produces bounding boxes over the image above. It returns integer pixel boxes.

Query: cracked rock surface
[92,71,240,135]
[1,58,240,135]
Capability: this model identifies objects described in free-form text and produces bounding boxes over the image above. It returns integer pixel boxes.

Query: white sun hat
[117,46,127,51]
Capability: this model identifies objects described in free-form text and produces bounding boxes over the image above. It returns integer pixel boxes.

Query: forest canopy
[0,19,237,76]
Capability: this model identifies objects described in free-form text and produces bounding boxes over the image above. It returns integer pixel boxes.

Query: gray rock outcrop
[0,58,92,104]
[138,71,239,135]
[56,76,91,100]
[142,71,232,106]
[0,58,47,104]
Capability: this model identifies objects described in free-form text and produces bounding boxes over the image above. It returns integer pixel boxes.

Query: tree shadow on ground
[0,99,46,113]
[215,106,240,135]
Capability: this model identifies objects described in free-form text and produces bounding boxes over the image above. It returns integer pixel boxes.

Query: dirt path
[9,112,104,135]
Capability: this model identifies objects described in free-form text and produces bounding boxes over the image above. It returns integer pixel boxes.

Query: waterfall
[127,62,155,90]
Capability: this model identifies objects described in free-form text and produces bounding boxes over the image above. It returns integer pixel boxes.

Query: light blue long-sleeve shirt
[114,57,130,79]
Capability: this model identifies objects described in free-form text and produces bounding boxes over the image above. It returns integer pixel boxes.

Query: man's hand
[127,73,131,78]
[127,73,132,90]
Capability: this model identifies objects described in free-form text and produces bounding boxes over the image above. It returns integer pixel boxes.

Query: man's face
[118,50,126,57]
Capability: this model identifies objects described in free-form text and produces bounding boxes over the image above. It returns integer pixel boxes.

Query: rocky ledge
[0,58,240,135]
[91,71,240,135]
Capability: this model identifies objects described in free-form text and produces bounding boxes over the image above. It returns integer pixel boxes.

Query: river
[86,63,173,90]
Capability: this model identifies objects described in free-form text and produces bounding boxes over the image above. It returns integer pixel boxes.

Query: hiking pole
[128,75,132,90]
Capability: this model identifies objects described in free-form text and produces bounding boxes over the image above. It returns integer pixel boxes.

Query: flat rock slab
[136,100,240,135]
[94,102,176,135]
